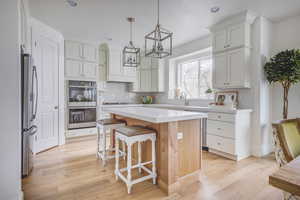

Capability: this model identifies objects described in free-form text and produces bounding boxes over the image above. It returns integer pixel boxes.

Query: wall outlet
[177,132,183,140]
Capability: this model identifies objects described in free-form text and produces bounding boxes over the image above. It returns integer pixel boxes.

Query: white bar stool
[114,126,157,194]
[96,119,126,166]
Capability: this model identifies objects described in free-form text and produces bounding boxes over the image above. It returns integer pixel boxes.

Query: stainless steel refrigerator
[21,49,38,177]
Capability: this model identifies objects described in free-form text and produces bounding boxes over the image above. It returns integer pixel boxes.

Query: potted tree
[264,49,300,119]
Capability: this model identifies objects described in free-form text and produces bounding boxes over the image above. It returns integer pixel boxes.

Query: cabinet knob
[217,142,221,145]
[217,128,221,130]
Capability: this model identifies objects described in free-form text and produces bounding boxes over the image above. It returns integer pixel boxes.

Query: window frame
[175,55,213,100]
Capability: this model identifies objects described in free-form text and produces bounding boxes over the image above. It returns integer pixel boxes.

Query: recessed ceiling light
[66,0,78,7]
[210,6,220,13]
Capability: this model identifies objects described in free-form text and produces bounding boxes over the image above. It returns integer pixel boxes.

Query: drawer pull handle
[217,142,221,145]
[217,116,221,119]
[217,128,221,130]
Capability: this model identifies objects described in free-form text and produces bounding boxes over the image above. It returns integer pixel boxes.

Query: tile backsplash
[98,82,137,103]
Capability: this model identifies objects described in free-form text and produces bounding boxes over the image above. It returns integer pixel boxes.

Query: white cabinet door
[109,50,123,77]
[83,44,97,62]
[65,60,82,78]
[227,24,244,49]
[151,68,158,91]
[213,30,227,52]
[65,41,82,60]
[124,67,137,77]
[227,48,246,87]
[213,52,228,88]
[140,56,151,69]
[140,70,151,91]
[82,63,97,79]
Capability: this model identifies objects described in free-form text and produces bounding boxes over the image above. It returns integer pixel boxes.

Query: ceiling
[28,0,300,48]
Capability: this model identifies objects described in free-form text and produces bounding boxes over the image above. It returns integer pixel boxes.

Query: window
[176,57,212,99]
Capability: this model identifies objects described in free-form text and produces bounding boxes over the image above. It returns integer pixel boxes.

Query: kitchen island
[103,107,207,195]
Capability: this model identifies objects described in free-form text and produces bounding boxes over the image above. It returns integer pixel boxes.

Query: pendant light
[122,17,140,67]
[145,0,173,59]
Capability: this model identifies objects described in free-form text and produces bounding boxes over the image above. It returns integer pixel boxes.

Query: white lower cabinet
[207,111,252,161]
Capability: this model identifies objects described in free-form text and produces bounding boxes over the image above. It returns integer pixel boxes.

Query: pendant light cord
[130,20,133,43]
[157,0,160,25]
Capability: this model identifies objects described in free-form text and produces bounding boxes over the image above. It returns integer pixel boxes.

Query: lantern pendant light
[145,0,173,59]
[123,17,140,67]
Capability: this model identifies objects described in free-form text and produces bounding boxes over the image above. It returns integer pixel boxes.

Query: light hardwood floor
[22,135,283,200]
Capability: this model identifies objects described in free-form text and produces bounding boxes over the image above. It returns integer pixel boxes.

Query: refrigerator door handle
[31,66,38,121]
[24,125,38,136]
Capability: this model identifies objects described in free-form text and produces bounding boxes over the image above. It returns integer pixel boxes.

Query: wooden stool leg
[127,143,132,194]
[115,135,119,181]
[138,141,142,174]
[151,138,156,185]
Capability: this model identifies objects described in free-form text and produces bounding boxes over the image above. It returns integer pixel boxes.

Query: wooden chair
[272,119,300,200]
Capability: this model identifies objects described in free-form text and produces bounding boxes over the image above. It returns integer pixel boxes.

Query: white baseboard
[19,191,24,200]
[66,127,97,138]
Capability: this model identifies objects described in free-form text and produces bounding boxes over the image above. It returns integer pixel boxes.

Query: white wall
[272,15,300,121]
[0,0,22,199]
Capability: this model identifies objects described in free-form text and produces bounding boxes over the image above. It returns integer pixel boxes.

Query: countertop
[103,107,207,123]
[100,104,252,114]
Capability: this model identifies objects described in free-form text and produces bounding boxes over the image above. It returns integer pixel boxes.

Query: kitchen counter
[103,107,207,123]
[101,103,252,114]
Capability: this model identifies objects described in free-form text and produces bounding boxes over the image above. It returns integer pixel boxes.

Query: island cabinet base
[112,114,202,195]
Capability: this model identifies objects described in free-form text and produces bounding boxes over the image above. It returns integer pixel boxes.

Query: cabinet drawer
[207,120,235,139]
[207,134,235,155]
[208,112,235,122]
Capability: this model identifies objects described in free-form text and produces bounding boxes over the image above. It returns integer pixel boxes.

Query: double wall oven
[68,80,97,129]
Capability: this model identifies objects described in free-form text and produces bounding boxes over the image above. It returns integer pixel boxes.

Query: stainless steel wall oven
[68,107,96,129]
[67,80,97,129]
[68,80,97,107]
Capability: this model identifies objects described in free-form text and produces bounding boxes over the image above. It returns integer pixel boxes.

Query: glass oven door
[68,107,96,129]
[68,80,97,107]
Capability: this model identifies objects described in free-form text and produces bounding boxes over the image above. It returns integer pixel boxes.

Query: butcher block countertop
[103,107,207,123]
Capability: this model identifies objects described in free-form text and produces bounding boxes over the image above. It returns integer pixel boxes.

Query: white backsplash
[99,82,137,103]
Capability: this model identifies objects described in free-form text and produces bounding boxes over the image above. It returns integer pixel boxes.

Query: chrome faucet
[181,92,189,106]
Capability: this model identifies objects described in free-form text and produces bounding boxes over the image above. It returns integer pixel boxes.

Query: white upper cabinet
[212,48,250,89]
[131,56,164,92]
[227,23,247,49]
[83,44,97,62]
[65,40,98,80]
[210,11,255,89]
[82,63,97,79]
[213,52,228,88]
[65,41,97,62]
[65,41,82,60]
[212,30,227,53]
[65,60,82,78]
[140,70,152,91]
[99,43,136,83]
[212,23,248,53]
